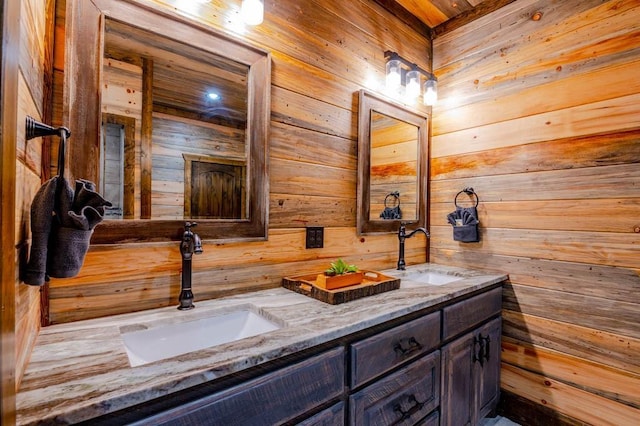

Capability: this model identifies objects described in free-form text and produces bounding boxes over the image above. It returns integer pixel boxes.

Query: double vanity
[17,264,507,425]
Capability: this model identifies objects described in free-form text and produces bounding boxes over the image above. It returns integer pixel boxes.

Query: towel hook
[25,116,70,140]
[25,116,70,180]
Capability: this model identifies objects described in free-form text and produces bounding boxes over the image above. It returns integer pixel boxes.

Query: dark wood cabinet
[349,350,440,426]
[96,284,503,426]
[350,311,440,389]
[296,402,345,426]
[136,347,345,426]
[441,291,502,426]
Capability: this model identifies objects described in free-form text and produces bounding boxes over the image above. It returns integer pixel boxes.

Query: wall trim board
[1,0,21,421]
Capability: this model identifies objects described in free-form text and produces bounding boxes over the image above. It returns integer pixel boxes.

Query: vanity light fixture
[241,0,264,25]
[385,57,402,94]
[384,51,438,106]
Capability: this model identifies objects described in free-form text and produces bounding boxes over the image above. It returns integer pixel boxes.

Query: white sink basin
[121,307,282,367]
[400,271,465,286]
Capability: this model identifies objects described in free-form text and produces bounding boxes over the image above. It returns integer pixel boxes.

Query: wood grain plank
[429,249,640,304]
[503,283,640,339]
[502,336,640,407]
[501,363,640,425]
[270,157,356,199]
[432,93,640,157]
[431,129,640,180]
[434,60,640,135]
[269,193,355,228]
[502,310,640,375]
[430,225,640,269]
[434,0,637,99]
[269,121,356,170]
[271,86,355,139]
[430,163,640,203]
[431,198,640,233]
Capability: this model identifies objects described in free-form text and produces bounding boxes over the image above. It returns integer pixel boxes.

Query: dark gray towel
[24,177,111,286]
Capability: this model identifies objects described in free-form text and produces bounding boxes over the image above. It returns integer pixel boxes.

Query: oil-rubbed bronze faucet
[178,222,203,310]
[397,223,430,270]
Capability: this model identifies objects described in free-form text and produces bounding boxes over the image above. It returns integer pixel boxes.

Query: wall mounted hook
[25,116,70,140]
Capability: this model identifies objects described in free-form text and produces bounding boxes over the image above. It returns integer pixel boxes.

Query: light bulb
[385,59,402,93]
[405,69,420,101]
[241,0,264,25]
[423,78,437,106]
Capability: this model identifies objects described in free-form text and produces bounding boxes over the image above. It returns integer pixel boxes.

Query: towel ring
[384,191,401,208]
[454,187,479,208]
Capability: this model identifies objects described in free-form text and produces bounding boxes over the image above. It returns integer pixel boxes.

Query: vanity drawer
[350,311,440,388]
[442,286,502,341]
[349,350,440,426]
[141,347,344,425]
[296,402,344,425]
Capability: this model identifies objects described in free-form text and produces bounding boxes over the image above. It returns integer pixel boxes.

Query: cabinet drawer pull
[393,337,422,357]
[473,334,491,366]
[473,335,485,366]
[483,335,491,361]
[392,394,426,425]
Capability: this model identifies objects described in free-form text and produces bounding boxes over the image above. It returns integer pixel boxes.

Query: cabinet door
[477,318,501,420]
[441,318,502,426]
[440,332,475,426]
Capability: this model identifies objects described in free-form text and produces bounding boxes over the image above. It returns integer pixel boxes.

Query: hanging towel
[24,177,111,286]
[447,188,480,243]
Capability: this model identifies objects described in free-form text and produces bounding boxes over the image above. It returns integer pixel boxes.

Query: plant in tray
[324,258,358,276]
[318,259,363,290]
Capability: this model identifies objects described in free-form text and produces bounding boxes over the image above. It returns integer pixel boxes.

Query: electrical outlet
[305,227,324,249]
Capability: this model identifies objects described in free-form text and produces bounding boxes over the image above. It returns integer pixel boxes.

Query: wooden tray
[282,270,401,305]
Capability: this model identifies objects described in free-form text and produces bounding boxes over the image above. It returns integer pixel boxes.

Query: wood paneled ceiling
[376,0,516,38]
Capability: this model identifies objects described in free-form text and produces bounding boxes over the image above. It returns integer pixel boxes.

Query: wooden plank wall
[46,0,430,324]
[431,0,640,424]
[13,0,52,390]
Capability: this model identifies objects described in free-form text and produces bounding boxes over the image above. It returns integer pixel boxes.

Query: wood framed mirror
[64,0,270,243]
[356,90,429,235]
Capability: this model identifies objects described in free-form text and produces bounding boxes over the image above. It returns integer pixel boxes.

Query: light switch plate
[305,227,324,249]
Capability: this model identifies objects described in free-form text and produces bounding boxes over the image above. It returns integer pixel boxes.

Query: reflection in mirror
[369,111,419,221]
[64,0,270,243]
[357,90,428,235]
[101,19,249,221]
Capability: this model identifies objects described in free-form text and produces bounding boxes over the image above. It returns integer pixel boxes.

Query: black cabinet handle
[473,333,492,366]
[393,337,422,357]
[473,335,484,366]
[483,335,491,362]
[392,394,425,425]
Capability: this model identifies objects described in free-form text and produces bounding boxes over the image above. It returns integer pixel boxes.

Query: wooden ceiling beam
[432,0,517,38]
[371,0,433,40]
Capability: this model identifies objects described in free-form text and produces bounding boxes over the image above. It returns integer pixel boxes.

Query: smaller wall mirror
[357,90,429,235]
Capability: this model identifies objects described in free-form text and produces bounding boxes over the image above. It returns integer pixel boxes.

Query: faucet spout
[397,223,430,270]
[178,222,203,310]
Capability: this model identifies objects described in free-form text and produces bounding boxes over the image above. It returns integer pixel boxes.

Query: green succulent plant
[325,258,358,276]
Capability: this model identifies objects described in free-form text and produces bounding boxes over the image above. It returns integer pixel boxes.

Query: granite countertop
[16,263,507,425]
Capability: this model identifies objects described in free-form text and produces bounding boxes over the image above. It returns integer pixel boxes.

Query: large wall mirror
[356,90,429,235]
[64,0,270,243]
